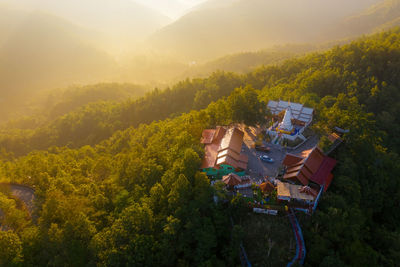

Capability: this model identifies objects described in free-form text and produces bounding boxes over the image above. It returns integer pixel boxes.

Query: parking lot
[242,132,319,180]
[242,143,285,179]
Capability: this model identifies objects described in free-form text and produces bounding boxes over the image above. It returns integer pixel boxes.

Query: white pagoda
[266,100,314,144]
[278,108,294,132]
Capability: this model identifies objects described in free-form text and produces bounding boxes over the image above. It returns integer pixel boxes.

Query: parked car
[255,145,271,152]
[260,155,274,163]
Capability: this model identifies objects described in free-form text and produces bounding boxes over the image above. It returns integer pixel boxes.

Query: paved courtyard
[242,132,319,179]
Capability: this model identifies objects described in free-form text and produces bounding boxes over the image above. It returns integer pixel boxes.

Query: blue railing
[287,209,306,266]
[292,209,306,265]
[240,243,252,267]
[312,185,324,214]
[287,212,300,267]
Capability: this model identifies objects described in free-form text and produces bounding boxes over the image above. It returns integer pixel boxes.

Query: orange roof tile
[219,128,244,154]
[239,154,249,163]
[200,142,220,169]
[222,173,241,186]
[282,146,336,187]
[201,127,247,171]
[217,148,241,161]
[201,129,216,144]
[283,154,303,166]
[260,181,275,193]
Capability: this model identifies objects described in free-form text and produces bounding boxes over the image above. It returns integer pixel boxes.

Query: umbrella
[222,173,242,186]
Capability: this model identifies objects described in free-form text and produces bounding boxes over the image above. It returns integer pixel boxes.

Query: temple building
[200,126,248,178]
[281,146,337,192]
[267,100,314,143]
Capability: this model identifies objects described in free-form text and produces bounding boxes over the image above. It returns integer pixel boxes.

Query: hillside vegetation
[0,28,399,266]
[331,0,400,38]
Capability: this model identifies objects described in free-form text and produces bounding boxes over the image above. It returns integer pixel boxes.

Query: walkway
[291,135,319,154]
[287,209,306,266]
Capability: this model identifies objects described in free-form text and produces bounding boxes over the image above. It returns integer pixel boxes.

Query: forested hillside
[0,28,399,266]
[0,9,116,120]
[330,0,400,39]
[0,72,244,156]
[1,83,148,130]
[179,44,319,78]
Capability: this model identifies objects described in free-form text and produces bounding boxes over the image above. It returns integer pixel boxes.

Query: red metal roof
[217,148,241,161]
[200,127,247,171]
[200,142,220,169]
[300,148,313,158]
[283,154,303,166]
[219,128,244,154]
[237,160,247,170]
[310,156,337,189]
[214,126,226,142]
[216,155,238,168]
[222,173,242,186]
[282,146,336,188]
[239,154,249,163]
[201,129,216,144]
[324,173,334,192]
[303,148,325,174]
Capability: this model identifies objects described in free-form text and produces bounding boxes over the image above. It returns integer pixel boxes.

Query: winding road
[0,183,36,215]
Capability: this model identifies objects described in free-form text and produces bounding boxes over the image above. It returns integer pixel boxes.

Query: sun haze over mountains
[0,1,400,267]
[0,0,398,119]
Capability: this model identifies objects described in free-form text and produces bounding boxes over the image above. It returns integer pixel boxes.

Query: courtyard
[241,127,319,180]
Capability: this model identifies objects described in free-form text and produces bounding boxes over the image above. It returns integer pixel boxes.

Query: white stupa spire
[279,107,293,131]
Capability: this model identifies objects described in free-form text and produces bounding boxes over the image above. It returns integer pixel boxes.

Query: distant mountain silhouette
[0,11,114,106]
[0,0,171,50]
[148,0,381,61]
[329,0,400,39]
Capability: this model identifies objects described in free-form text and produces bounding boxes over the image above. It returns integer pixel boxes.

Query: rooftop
[277,181,315,202]
[200,126,248,170]
[282,146,337,191]
[267,100,314,124]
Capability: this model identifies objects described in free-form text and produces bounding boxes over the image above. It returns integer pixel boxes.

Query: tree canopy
[0,28,399,266]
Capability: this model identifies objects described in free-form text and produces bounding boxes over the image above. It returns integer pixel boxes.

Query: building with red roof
[200,126,248,178]
[282,146,337,191]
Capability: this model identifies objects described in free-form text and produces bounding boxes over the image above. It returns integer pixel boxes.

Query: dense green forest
[0,28,399,266]
[0,72,245,156]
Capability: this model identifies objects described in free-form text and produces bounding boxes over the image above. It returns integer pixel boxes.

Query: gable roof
[282,153,303,166]
[222,173,242,186]
[282,146,337,190]
[267,100,314,124]
[310,156,337,188]
[219,128,243,154]
[260,181,275,193]
[200,127,247,170]
[201,129,216,144]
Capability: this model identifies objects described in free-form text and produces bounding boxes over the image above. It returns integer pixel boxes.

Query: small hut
[222,173,242,188]
[260,181,275,194]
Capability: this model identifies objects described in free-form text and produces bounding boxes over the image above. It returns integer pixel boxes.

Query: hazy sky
[133,0,206,18]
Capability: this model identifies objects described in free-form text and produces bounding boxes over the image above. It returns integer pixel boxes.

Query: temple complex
[267,100,314,143]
